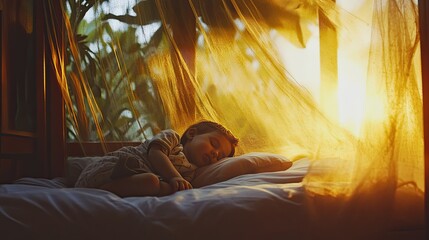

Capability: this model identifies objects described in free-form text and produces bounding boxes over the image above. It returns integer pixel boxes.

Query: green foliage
[65,0,167,142]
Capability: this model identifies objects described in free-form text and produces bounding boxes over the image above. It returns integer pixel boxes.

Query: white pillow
[191,152,293,187]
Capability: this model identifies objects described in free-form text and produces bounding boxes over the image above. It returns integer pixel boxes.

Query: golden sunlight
[273,0,391,137]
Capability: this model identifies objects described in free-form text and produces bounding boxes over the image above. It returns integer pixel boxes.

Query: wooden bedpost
[44,0,66,178]
[418,0,429,234]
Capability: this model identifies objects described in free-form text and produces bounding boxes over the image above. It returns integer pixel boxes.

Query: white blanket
[0,159,310,240]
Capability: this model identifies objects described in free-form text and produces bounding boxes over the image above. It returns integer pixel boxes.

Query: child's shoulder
[151,129,181,141]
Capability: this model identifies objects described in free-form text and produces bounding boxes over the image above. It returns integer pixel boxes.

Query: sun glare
[274,0,382,137]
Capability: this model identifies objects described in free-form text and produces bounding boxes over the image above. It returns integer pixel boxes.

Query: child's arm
[148,145,193,192]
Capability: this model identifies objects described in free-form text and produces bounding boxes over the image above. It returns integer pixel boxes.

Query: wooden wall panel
[0,0,66,182]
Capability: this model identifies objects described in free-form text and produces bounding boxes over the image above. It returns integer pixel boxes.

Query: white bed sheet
[0,159,310,240]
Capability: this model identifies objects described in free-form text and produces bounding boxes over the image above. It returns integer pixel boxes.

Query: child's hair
[180,120,239,157]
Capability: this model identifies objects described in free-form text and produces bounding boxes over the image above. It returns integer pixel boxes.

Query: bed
[0,155,310,240]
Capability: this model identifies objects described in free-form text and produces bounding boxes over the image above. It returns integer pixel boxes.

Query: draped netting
[46,0,424,237]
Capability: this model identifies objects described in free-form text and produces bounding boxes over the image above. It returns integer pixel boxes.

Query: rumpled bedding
[0,159,310,240]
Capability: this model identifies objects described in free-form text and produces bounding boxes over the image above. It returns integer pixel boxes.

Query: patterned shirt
[146,129,197,181]
[75,129,197,188]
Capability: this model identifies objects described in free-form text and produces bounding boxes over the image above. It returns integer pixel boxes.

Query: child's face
[183,130,232,167]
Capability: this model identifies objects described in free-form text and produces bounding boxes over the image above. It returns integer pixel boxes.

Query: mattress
[0,159,310,240]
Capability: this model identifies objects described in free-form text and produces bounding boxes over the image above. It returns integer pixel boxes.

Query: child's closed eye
[210,138,220,148]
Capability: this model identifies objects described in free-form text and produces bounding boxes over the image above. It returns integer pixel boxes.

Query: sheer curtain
[47,0,424,237]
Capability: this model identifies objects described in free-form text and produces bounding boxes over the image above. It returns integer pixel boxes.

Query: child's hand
[169,177,193,192]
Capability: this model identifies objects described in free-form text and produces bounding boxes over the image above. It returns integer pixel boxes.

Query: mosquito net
[46,0,424,237]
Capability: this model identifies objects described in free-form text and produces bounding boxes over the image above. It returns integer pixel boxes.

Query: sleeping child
[75,120,239,197]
